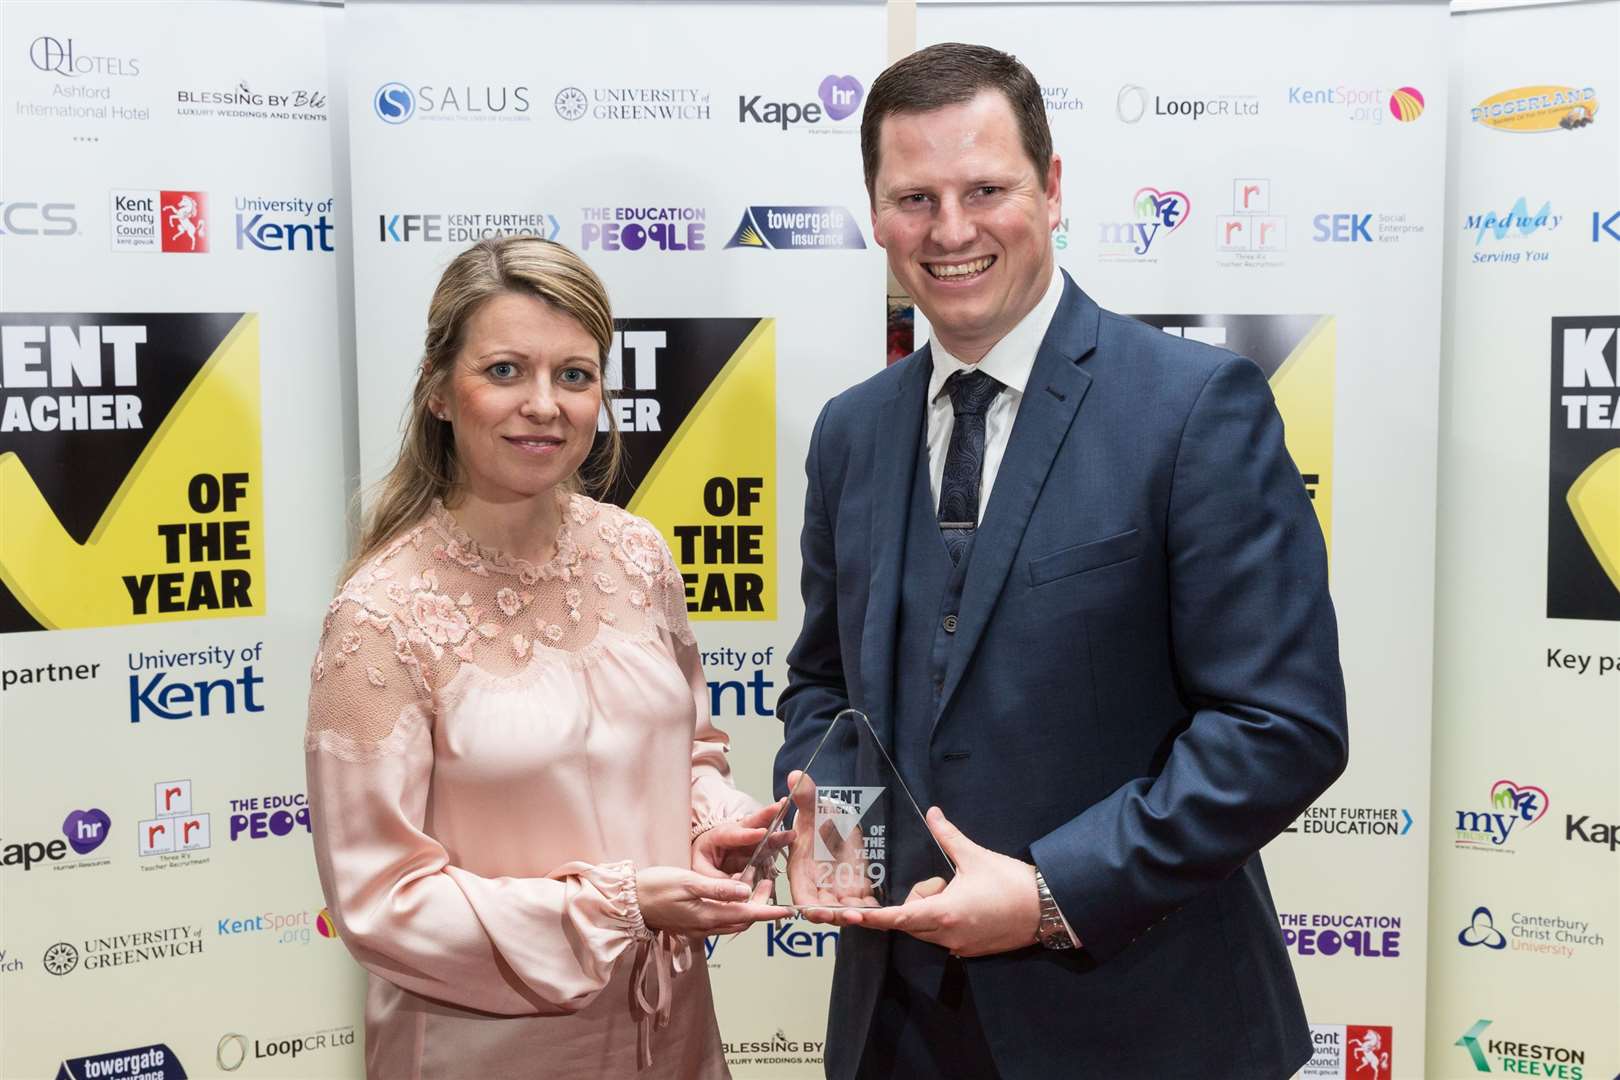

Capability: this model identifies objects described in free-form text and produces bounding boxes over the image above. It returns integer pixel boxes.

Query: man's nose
[930,196,977,252]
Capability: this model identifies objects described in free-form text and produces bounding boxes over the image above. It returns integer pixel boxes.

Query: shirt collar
[928,267,1066,405]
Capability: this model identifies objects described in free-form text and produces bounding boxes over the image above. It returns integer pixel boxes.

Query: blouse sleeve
[304,591,650,1016]
[644,529,762,836]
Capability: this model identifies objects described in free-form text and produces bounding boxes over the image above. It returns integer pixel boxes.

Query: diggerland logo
[1549,317,1620,620]
[1472,85,1597,132]
[0,314,263,632]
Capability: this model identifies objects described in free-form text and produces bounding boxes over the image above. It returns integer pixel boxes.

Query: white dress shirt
[921,268,1081,947]
[926,268,1067,516]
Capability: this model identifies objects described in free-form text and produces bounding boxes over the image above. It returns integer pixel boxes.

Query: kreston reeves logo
[1454,779,1549,851]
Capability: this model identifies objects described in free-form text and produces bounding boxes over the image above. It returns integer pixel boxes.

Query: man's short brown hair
[860,42,1052,197]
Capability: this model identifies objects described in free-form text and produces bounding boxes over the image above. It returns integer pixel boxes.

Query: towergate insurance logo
[1549,317,1620,621]
[54,1044,186,1080]
[725,206,866,250]
[1454,778,1549,852]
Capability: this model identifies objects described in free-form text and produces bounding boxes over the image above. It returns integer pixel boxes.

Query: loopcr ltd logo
[373,82,414,124]
[217,1033,247,1072]
[1117,84,1148,124]
[1458,906,1508,949]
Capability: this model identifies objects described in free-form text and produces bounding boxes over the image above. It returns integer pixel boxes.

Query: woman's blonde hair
[344,236,623,581]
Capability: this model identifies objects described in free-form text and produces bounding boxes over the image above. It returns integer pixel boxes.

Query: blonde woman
[306,237,785,1078]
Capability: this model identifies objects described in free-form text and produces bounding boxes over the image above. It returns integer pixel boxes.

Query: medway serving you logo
[725,206,866,250]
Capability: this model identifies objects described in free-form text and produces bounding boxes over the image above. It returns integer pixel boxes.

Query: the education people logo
[1389,87,1425,122]
[725,206,866,250]
[0,313,263,632]
[581,207,706,252]
[1472,85,1598,132]
[1097,186,1190,260]
[1549,317,1620,620]
[374,82,414,123]
[1454,778,1550,851]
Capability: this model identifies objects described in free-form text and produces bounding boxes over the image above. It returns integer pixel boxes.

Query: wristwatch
[1033,869,1076,949]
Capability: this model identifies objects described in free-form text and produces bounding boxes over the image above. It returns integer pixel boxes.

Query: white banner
[913,4,1450,1075]
[1427,2,1620,1076]
[0,2,361,1077]
[344,2,886,1075]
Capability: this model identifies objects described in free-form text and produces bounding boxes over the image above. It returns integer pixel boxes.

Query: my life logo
[1454,779,1549,851]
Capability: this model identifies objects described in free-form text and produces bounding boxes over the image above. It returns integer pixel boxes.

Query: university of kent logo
[1548,317,1620,620]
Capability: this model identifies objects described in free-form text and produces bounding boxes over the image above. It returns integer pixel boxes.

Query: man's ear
[1045,154,1063,230]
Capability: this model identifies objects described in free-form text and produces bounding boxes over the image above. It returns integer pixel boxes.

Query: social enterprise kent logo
[129,640,265,723]
[1453,778,1549,852]
[739,75,862,130]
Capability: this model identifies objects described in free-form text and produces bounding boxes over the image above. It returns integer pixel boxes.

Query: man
[774,43,1348,1080]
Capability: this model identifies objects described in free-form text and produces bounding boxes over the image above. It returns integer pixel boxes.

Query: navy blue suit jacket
[775,274,1348,1079]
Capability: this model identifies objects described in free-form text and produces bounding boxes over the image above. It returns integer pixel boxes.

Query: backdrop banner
[1426,2,1620,1076]
[914,4,1450,1076]
[343,2,887,1074]
[0,2,361,1077]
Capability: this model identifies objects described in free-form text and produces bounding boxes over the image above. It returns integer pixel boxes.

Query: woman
[305,237,785,1078]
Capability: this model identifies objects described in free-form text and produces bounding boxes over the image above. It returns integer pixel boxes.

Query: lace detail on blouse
[306,494,695,752]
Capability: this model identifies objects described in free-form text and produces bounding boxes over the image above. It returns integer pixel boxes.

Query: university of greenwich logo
[0,314,263,632]
[1549,317,1620,620]
[725,206,866,250]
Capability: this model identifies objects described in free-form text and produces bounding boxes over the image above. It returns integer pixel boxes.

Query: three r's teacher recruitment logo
[0,313,263,632]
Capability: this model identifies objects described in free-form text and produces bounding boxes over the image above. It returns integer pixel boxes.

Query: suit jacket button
[942,614,958,633]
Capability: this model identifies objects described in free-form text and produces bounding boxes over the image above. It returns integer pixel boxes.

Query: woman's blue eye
[560,367,594,385]
[489,362,517,378]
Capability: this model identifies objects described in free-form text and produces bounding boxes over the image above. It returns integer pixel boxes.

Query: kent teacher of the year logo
[1548,316,1620,621]
[0,313,262,632]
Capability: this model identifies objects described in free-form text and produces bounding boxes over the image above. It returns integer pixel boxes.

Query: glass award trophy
[740,708,954,912]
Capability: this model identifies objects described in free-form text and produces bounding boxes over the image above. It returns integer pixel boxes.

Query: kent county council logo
[1389,87,1425,122]
[373,82,414,124]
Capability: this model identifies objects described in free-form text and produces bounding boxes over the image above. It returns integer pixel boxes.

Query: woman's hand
[691,799,789,879]
[636,866,790,938]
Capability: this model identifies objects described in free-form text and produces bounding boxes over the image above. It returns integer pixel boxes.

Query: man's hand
[782,769,879,924]
[849,807,1041,957]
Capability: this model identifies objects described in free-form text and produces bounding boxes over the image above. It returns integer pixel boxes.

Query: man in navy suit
[774,43,1348,1079]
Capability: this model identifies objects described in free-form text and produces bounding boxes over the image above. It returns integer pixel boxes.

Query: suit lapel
[933,276,1102,729]
[860,347,931,747]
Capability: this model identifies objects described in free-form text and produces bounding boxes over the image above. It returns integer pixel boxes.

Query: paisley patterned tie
[937,369,1005,564]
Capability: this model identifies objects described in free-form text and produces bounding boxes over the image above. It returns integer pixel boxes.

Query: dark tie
[937,369,1004,564]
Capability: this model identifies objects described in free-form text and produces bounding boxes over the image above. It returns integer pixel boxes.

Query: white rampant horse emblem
[165,194,206,250]
[1349,1029,1390,1080]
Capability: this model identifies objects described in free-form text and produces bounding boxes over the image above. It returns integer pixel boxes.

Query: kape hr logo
[374,82,414,123]
[63,808,110,855]
[738,75,862,129]
[725,206,866,250]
